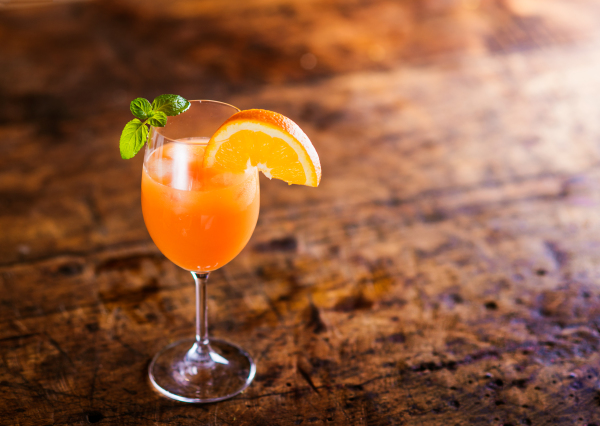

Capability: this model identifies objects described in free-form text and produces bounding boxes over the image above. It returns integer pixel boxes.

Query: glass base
[148,338,256,403]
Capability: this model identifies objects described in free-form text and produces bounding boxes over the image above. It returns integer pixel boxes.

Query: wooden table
[3,0,600,424]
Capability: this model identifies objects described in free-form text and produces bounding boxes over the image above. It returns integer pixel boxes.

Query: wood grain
[2,0,600,424]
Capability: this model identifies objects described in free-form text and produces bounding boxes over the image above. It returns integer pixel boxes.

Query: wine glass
[142,100,259,403]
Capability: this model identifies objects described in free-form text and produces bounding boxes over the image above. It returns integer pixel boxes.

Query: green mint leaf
[130,98,153,120]
[119,119,149,159]
[147,111,167,127]
[152,94,190,116]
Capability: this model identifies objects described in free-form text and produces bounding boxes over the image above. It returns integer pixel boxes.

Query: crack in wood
[297,365,320,395]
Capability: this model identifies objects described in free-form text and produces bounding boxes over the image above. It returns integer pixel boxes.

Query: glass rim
[151,99,240,143]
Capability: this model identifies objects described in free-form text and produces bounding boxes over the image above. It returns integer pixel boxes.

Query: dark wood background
[3,0,600,424]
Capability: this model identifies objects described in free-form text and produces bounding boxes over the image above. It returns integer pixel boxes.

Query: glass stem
[185,271,214,364]
[185,272,229,366]
[191,271,210,345]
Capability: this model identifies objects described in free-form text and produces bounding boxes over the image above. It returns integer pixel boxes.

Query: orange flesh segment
[203,109,321,187]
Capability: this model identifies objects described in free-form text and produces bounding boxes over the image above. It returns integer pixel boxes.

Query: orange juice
[141,138,259,271]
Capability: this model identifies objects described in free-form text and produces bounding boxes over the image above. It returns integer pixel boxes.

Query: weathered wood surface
[3,0,600,424]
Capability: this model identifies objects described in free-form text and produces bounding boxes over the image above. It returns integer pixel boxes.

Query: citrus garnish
[203,109,321,187]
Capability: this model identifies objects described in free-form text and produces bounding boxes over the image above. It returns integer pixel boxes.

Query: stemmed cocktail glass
[142,100,259,403]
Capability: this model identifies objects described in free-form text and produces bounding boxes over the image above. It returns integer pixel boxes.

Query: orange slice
[203,109,321,187]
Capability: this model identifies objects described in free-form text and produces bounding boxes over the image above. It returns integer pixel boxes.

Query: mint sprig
[119,94,190,159]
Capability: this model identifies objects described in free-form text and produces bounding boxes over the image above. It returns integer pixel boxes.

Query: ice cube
[146,158,173,185]
[233,173,258,209]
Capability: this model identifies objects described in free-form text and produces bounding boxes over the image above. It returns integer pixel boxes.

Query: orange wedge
[203,109,321,187]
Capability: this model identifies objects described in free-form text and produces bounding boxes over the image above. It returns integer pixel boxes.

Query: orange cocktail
[134,99,320,403]
[142,139,259,272]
